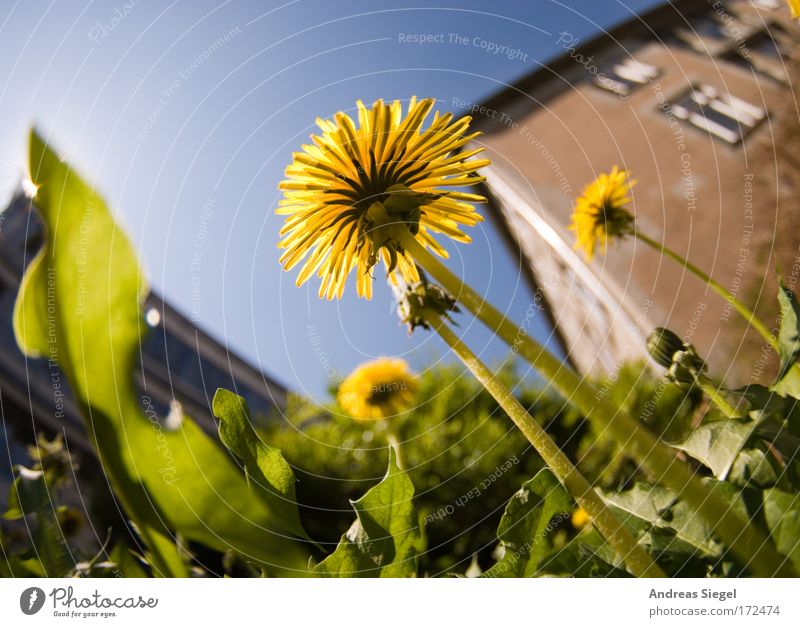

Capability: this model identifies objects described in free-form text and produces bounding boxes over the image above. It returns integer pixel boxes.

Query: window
[674,15,748,56]
[746,29,786,59]
[669,84,765,144]
[723,23,793,83]
[593,58,659,97]
[747,0,780,9]
[691,17,730,42]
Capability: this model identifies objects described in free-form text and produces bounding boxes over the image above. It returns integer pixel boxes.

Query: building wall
[470,0,799,383]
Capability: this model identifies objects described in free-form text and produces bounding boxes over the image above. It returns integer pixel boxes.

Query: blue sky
[0,0,663,400]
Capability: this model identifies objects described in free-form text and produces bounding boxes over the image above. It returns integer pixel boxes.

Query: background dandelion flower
[571,507,590,530]
[277,97,489,300]
[338,358,418,420]
[569,166,635,260]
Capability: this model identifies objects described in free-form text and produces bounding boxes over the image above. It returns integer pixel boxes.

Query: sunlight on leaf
[213,389,311,542]
[14,130,308,575]
[763,488,800,571]
[483,469,571,578]
[671,419,758,480]
[315,449,424,577]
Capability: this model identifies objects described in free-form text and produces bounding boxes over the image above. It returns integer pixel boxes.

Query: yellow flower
[278,97,489,300]
[338,358,418,420]
[569,166,635,260]
[571,507,590,530]
[790,0,800,18]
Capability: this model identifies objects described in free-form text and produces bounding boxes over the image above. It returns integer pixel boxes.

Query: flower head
[569,166,635,260]
[278,97,489,299]
[338,358,418,420]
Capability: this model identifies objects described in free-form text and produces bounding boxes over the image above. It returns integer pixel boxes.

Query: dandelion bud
[390,270,460,333]
[646,327,686,368]
[647,327,706,384]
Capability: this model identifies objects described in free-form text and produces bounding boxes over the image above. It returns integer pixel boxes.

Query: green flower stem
[399,229,795,577]
[428,313,665,578]
[697,377,740,419]
[634,231,777,351]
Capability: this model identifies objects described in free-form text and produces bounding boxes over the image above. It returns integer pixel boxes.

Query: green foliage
[4,466,73,576]
[261,363,548,573]
[108,545,150,578]
[771,277,800,397]
[212,389,310,543]
[601,482,724,561]
[2,435,150,578]
[4,132,800,579]
[14,132,307,575]
[777,279,800,381]
[315,450,424,577]
[763,488,800,572]
[483,469,571,578]
[568,363,700,489]
[671,419,757,480]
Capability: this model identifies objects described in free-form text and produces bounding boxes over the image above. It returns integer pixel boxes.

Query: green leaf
[771,280,800,398]
[601,483,724,558]
[7,466,73,576]
[108,545,150,578]
[315,449,424,577]
[734,384,789,417]
[762,488,800,572]
[671,419,757,480]
[15,130,307,575]
[483,469,571,578]
[212,389,310,541]
[772,369,800,399]
[728,448,779,488]
[776,280,800,382]
[0,554,48,577]
[536,529,631,578]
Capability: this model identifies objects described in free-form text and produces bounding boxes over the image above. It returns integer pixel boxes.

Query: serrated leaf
[671,419,757,480]
[483,469,571,578]
[762,488,800,571]
[772,369,800,399]
[601,483,724,558]
[536,529,631,578]
[729,448,779,488]
[777,280,800,382]
[733,384,788,417]
[315,449,423,577]
[14,131,307,574]
[772,279,800,398]
[731,385,800,470]
[212,389,310,541]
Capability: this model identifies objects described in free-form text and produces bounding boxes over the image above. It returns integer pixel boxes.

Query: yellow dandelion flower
[790,0,800,18]
[569,166,636,260]
[338,358,418,420]
[571,507,590,530]
[277,97,489,300]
